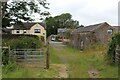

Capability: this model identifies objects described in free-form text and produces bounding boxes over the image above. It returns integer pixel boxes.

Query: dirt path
[50,43,69,78]
[88,68,99,78]
[51,64,68,78]
[49,41,66,47]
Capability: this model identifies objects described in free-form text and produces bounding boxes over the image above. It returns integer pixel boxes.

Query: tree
[45,13,79,37]
[54,13,72,28]
[2,0,50,27]
[45,17,56,36]
[76,24,84,29]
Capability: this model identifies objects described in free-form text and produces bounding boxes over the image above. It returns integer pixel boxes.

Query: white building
[11,22,46,44]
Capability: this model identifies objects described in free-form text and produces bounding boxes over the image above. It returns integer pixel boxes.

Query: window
[23,30,26,33]
[43,33,45,35]
[16,30,19,33]
[34,29,40,33]
[107,29,113,35]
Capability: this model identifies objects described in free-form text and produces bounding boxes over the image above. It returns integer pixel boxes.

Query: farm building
[71,22,118,50]
[57,28,72,41]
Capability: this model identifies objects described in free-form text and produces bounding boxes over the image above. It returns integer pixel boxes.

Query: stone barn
[71,22,118,50]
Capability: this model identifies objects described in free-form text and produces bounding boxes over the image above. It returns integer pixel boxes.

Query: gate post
[8,46,10,62]
[46,41,49,69]
[115,45,120,64]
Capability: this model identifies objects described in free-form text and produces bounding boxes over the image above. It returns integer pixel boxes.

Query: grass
[50,44,118,78]
[2,43,118,78]
[2,63,59,78]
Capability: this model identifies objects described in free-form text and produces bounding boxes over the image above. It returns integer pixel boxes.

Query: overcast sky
[47,0,119,26]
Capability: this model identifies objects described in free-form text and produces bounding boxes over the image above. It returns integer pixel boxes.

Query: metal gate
[115,45,120,63]
[10,49,49,68]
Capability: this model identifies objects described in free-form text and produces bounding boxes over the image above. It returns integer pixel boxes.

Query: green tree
[54,13,72,28]
[45,17,56,36]
[45,13,79,37]
[2,0,50,27]
[76,24,84,29]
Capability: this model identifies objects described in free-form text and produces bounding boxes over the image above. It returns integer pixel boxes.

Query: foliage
[2,0,50,27]
[107,33,120,63]
[64,29,72,39]
[2,62,18,75]
[45,17,56,36]
[56,13,79,29]
[2,36,42,65]
[2,36,42,49]
[2,49,9,65]
[76,25,84,29]
[45,13,79,37]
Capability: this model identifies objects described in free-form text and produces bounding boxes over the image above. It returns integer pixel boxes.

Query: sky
[47,0,119,26]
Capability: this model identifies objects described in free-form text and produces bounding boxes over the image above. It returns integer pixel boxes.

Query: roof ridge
[90,22,106,31]
[12,22,46,30]
[22,22,41,23]
[72,22,109,33]
[85,22,107,27]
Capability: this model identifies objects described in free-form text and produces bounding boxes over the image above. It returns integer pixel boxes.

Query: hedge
[108,33,120,63]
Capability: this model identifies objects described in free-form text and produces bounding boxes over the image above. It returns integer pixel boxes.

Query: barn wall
[93,23,116,44]
[70,23,118,50]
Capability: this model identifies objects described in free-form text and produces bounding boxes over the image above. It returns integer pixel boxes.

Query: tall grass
[50,44,118,78]
[2,63,59,78]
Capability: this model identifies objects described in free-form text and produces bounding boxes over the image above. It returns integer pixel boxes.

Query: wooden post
[46,41,49,69]
[115,45,120,64]
[8,46,10,62]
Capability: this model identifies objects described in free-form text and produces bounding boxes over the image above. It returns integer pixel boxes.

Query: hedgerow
[2,36,42,65]
[108,33,120,63]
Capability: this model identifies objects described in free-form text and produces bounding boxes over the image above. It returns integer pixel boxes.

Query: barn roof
[72,22,110,33]
[12,22,46,30]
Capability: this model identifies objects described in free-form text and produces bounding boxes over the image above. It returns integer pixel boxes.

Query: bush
[108,33,120,63]
[2,49,9,65]
[2,62,18,75]
[3,36,42,49]
[2,36,42,65]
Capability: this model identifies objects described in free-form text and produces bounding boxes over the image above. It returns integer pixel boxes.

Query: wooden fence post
[46,41,49,69]
[8,46,10,62]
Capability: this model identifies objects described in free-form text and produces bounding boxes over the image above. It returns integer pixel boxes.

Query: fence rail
[115,45,120,63]
[10,49,49,68]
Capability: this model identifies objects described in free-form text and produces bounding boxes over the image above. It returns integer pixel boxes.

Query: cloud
[47,0,119,26]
